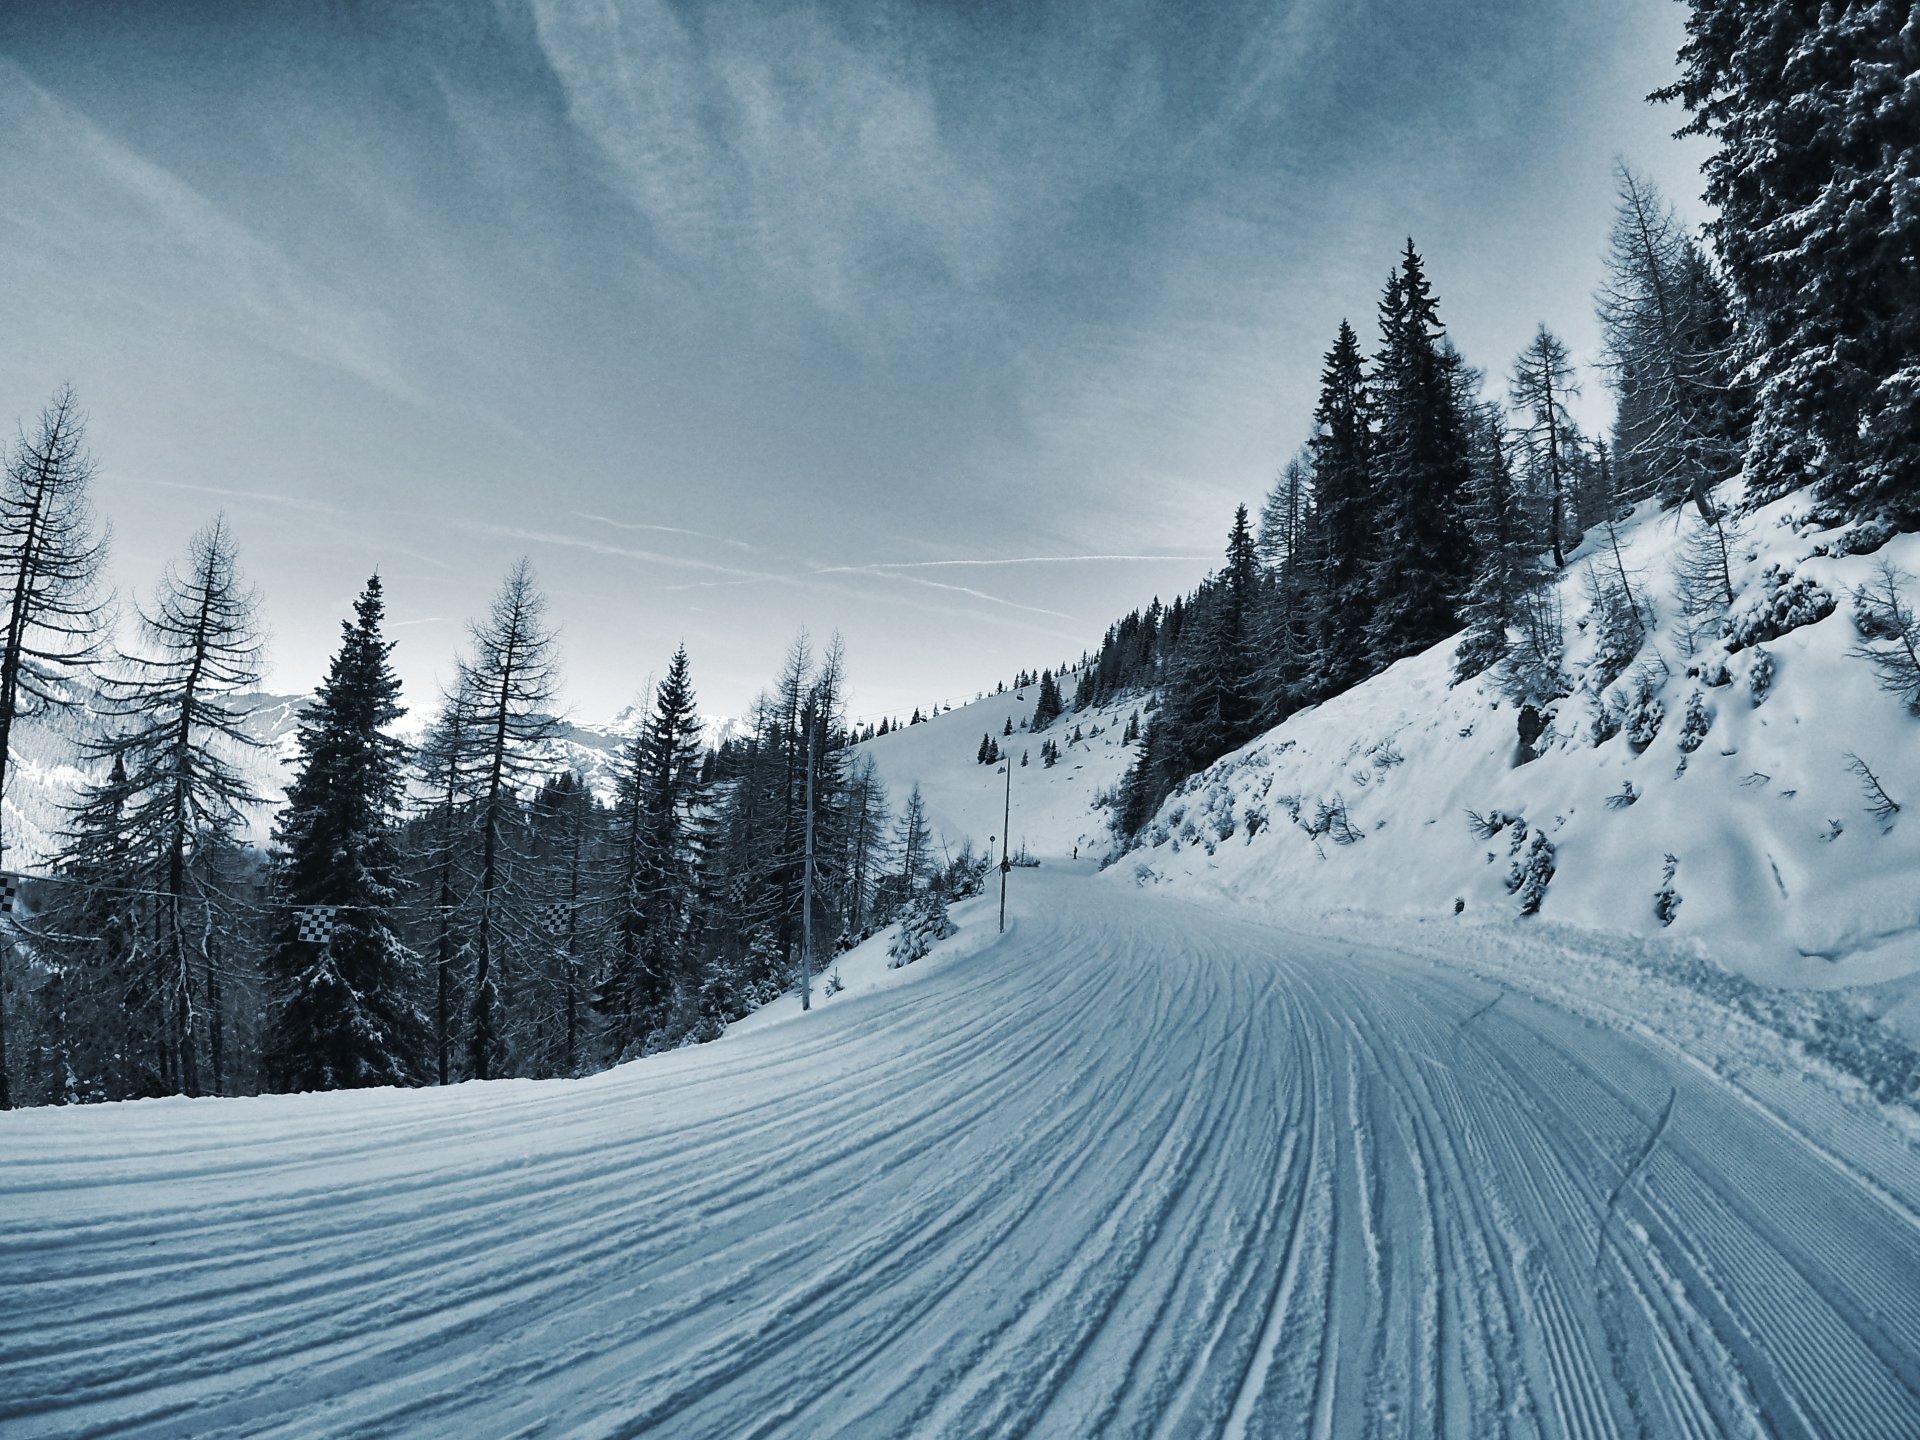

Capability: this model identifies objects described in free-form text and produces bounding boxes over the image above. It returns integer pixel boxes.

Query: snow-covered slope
[7,864,1919,1437]
[854,675,1139,863]
[1123,493,1920,1036]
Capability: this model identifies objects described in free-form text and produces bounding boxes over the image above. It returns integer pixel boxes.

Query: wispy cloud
[571,510,755,551]
[0,57,424,407]
[137,477,338,514]
[463,521,779,581]
[815,553,1213,575]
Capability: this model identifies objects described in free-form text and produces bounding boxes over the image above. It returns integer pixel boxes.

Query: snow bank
[1122,493,1920,1037]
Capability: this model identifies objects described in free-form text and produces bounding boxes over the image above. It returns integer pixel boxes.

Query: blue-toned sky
[0,0,1709,725]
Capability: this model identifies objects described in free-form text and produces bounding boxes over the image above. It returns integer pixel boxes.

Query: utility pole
[998,752,1012,933]
[800,708,816,1012]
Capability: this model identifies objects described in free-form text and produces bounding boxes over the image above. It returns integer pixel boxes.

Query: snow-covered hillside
[1124,493,1920,1040]
[855,675,1138,863]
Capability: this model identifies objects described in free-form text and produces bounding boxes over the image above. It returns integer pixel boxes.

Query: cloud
[0,57,424,407]
[463,521,779,581]
[570,511,755,551]
[527,0,1013,323]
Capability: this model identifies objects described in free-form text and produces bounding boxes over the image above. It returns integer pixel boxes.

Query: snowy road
[5,871,1920,1438]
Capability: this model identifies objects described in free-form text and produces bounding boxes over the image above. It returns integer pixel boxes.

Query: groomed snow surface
[6,863,1920,1437]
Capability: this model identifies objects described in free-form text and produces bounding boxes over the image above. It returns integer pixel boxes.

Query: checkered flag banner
[0,871,18,915]
[539,901,572,937]
[294,905,338,944]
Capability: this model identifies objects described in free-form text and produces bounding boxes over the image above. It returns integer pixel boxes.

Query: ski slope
[6,867,1919,1438]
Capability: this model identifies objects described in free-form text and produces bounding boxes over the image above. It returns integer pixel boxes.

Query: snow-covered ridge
[1122,492,1920,1041]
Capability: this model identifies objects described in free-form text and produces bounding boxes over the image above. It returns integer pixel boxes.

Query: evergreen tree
[1307,321,1375,694]
[1366,242,1475,668]
[264,575,425,1092]
[1454,415,1541,682]
[601,645,704,1057]
[0,386,111,1109]
[1031,668,1064,730]
[1658,2,1917,512]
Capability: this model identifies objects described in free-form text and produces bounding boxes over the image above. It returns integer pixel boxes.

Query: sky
[0,0,1713,729]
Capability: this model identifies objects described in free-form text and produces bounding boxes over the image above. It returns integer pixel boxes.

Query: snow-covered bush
[1747,647,1775,705]
[1723,563,1835,652]
[1814,517,1896,558]
[889,892,956,969]
[1623,677,1666,750]
[1583,565,1647,694]
[1506,830,1556,915]
[1675,690,1712,752]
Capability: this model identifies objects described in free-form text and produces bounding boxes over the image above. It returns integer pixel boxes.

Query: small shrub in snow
[1654,854,1681,927]
[1847,562,1920,714]
[1723,564,1835,652]
[888,892,956,969]
[1604,781,1638,809]
[1675,691,1712,752]
[823,968,847,997]
[1506,831,1556,915]
[1746,647,1775,705]
[1844,751,1902,827]
[1623,678,1666,751]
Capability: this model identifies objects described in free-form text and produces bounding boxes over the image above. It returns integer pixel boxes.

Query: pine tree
[1307,321,1375,694]
[1509,326,1581,569]
[449,560,560,1081]
[1657,3,1917,512]
[600,647,705,1056]
[0,386,111,1109]
[86,516,266,1097]
[1454,415,1540,682]
[409,692,474,1085]
[264,575,425,1092]
[1032,668,1064,730]
[1367,241,1475,668]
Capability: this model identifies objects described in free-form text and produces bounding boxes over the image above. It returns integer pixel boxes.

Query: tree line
[0,409,967,1107]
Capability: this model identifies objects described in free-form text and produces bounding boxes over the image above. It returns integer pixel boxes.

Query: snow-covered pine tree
[0,386,111,1110]
[85,516,267,1097]
[263,575,426,1093]
[1366,243,1476,672]
[448,559,560,1081]
[1658,3,1916,513]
